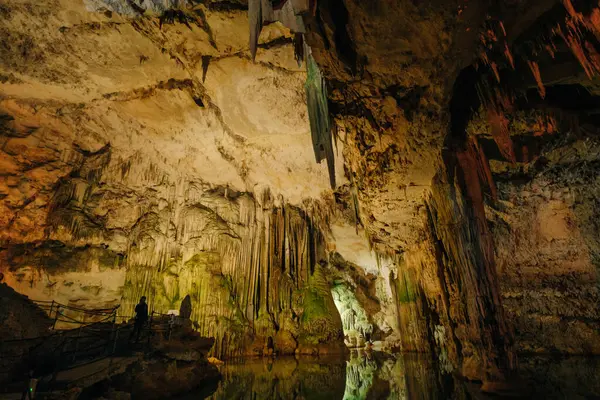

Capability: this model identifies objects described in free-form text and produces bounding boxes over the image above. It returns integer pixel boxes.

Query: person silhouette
[130,296,148,343]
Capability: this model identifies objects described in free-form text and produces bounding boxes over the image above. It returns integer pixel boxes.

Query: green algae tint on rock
[297,265,346,355]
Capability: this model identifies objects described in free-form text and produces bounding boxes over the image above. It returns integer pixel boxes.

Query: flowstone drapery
[120,189,344,358]
[332,284,373,346]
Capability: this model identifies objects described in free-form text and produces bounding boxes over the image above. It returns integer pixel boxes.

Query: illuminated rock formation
[1,0,600,395]
[0,0,344,358]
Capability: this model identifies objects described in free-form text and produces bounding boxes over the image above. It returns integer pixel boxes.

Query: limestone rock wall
[380,171,516,385]
[1,0,599,388]
[118,189,346,359]
[490,138,600,355]
[0,0,346,358]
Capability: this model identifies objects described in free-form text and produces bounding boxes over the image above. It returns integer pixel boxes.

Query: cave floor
[178,351,600,400]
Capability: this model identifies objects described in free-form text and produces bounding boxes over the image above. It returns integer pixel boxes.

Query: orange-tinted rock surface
[0,0,599,391]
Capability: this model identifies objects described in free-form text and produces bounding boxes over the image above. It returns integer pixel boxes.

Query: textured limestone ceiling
[0,0,354,247]
[303,0,487,253]
[300,0,599,255]
[0,0,366,260]
[3,0,594,262]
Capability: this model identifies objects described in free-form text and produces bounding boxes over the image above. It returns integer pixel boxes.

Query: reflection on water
[180,352,600,400]
[342,351,463,400]
[188,351,466,400]
[198,356,346,400]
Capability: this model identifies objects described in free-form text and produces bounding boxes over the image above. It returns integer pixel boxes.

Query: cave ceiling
[0,0,347,249]
[1,0,600,262]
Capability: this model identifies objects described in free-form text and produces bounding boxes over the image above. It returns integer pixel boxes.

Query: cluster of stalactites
[119,187,332,358]
[332,285,373,337]
[473,1,600,166]
[477,1,600,86]
[248,0,337,189]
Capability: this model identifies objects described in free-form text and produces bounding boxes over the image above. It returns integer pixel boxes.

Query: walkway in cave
[0,300,146,397]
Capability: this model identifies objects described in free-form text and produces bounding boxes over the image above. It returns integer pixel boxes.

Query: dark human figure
[130,296,148,343]
[179,294,192,319]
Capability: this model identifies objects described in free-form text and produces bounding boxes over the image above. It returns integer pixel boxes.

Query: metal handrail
[0,301,184,395]
[0,301,122,386]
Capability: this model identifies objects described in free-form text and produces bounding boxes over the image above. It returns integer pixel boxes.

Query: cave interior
[0,0,600,398]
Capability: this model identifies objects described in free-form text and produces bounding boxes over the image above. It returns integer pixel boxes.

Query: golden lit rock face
[1,0,600,388]
[0,7,329,253]
[490,139,600,355]
[0,1,335,239]
[0,0,345,357]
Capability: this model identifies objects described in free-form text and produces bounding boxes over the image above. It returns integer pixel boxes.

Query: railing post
[108,313,118,376]
[48,300,54,320]
[71,326,82,364]
[110,312,118,356]
[146,311,154,349]
[112,327,119,356]
[49,335,64,393]
[52,306,60,330]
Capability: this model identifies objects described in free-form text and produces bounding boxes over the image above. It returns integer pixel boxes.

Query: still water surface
[182,351,600,400]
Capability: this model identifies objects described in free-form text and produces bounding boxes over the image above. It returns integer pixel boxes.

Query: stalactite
[248,0,263,61]
[293,32,304,66]
[120,185,343,359]
[476,80,516,164]
[486,109,516,163]
[201,55,211,83]
[306,49,337,188]
[503,44,515,70]
[527,60,546,99]
[351,183,362,233]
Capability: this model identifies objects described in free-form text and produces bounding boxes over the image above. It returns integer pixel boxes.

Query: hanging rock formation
[306,49,336,188]
[297,0,600,389]
[0,0,600,395]
[0,0,344,359]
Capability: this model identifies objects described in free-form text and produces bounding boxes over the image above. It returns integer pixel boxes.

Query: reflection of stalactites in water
[342,352,470,400]
[344,352,378,400]
[205,358,346,400]
[178,354,600,400]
